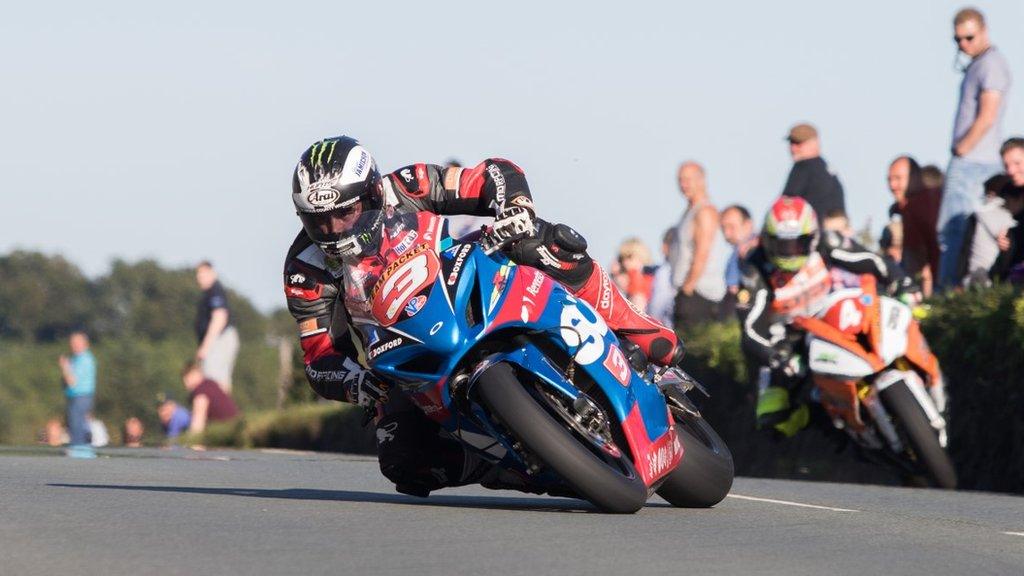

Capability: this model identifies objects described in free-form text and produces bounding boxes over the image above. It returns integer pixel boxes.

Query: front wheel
[475,362,648,513]
[878,380,957,489]
[656,407,734,507]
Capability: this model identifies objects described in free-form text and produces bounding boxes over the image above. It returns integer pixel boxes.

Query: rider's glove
[769,346,802,378]
[344,369,390,409]
[890,276,923,305]
[768,345,791,371]
[490,206,535,246]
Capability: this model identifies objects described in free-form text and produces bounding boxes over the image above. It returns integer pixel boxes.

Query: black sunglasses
[954,35,975,43]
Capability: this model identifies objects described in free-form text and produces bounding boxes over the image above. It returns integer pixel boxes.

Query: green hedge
[0,337,280,445]
[921,285,1024,493]
[193,403,376,454]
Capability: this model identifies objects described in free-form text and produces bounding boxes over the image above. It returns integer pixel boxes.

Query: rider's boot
[508,221,684,367]
[755,366,810,438]
[376,395,480,497]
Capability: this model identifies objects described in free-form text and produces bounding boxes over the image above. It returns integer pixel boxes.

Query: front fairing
[353,218,678,486]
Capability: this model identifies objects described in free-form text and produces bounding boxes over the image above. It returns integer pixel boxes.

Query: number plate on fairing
[808,339,875,378]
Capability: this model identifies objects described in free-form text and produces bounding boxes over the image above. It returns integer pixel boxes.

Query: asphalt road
[2,447,1023,576]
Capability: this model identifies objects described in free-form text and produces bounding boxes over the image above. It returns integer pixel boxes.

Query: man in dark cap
[781,123,846,219]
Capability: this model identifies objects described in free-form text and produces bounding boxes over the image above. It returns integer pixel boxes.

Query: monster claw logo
[309,139,338,166]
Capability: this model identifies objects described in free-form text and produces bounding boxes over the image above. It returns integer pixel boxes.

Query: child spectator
[123,417,145,447]
[957,174,1014,287]
[158,398,192,441]
[610,237,655,311]
[996,138,1024,282]
[879,217,904,268]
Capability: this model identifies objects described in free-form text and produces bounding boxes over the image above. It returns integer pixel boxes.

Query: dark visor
[769,235,814,258]
[299,202,362,243]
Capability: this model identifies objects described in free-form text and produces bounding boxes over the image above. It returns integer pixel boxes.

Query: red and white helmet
[761,196,819,272]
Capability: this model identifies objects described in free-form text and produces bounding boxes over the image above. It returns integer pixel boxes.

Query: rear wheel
[475,362,648,513]
[879,380,957,489]
[656,407,734,507]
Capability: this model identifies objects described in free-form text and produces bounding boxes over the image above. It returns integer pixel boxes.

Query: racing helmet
[761,196,819,272]
[292,136,385,261]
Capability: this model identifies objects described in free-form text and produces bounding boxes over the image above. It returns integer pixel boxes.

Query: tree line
[0,250,310,445]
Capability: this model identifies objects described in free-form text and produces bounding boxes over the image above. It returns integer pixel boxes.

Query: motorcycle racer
[736,197,894,435]
[282,136,683,496]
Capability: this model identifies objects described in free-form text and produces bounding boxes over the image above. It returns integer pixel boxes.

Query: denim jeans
[66,394,93,446]
[937,156,1002,289]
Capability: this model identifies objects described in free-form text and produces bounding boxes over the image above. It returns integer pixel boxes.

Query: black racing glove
[345,369,390,409]
[768,344,802,378]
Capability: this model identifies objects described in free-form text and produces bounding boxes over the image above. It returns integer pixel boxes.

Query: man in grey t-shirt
[937,7,1012,289]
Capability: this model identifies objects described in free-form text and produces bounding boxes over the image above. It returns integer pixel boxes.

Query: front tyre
[878,380,957,489]
[656,408,734,507]
[475,362,648,513]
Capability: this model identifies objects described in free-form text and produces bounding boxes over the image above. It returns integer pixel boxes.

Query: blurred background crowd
[610,7,1021,332]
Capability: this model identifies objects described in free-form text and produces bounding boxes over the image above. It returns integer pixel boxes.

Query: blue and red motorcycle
[349,210,733,513]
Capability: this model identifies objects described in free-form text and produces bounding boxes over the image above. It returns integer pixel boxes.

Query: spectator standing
[58,332,96,448]
[720,205,759,293]
[937,7,1012,289]
[194,261,239,394]
[720,205,759,319]
[667,162,726,330]
[781,123,846,219]
[646,228,677,328]
[182,363,239,435]
[888,156,941,296]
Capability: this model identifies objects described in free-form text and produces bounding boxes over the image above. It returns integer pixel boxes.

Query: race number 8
[560,303,608,365]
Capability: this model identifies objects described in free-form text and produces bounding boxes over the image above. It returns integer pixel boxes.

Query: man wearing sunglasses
[938,7,1012,289]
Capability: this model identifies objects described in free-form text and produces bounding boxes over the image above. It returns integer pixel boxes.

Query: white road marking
[726,493,859,513]
[1003,531,1024,537]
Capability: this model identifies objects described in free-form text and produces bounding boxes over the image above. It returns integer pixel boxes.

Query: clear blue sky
[2,1,1022,310]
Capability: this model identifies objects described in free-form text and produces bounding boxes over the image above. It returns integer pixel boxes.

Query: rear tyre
[656,408,734,507]
[475,362,648,513]
[879,380,957,489]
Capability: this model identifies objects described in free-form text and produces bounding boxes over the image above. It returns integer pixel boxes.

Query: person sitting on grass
[156,395,192,441]
[181,363,239,436]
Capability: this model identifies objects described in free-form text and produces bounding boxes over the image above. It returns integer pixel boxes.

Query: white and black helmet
[292,136,385,261]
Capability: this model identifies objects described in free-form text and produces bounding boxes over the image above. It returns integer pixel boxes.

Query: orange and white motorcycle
[791,275,956,489]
